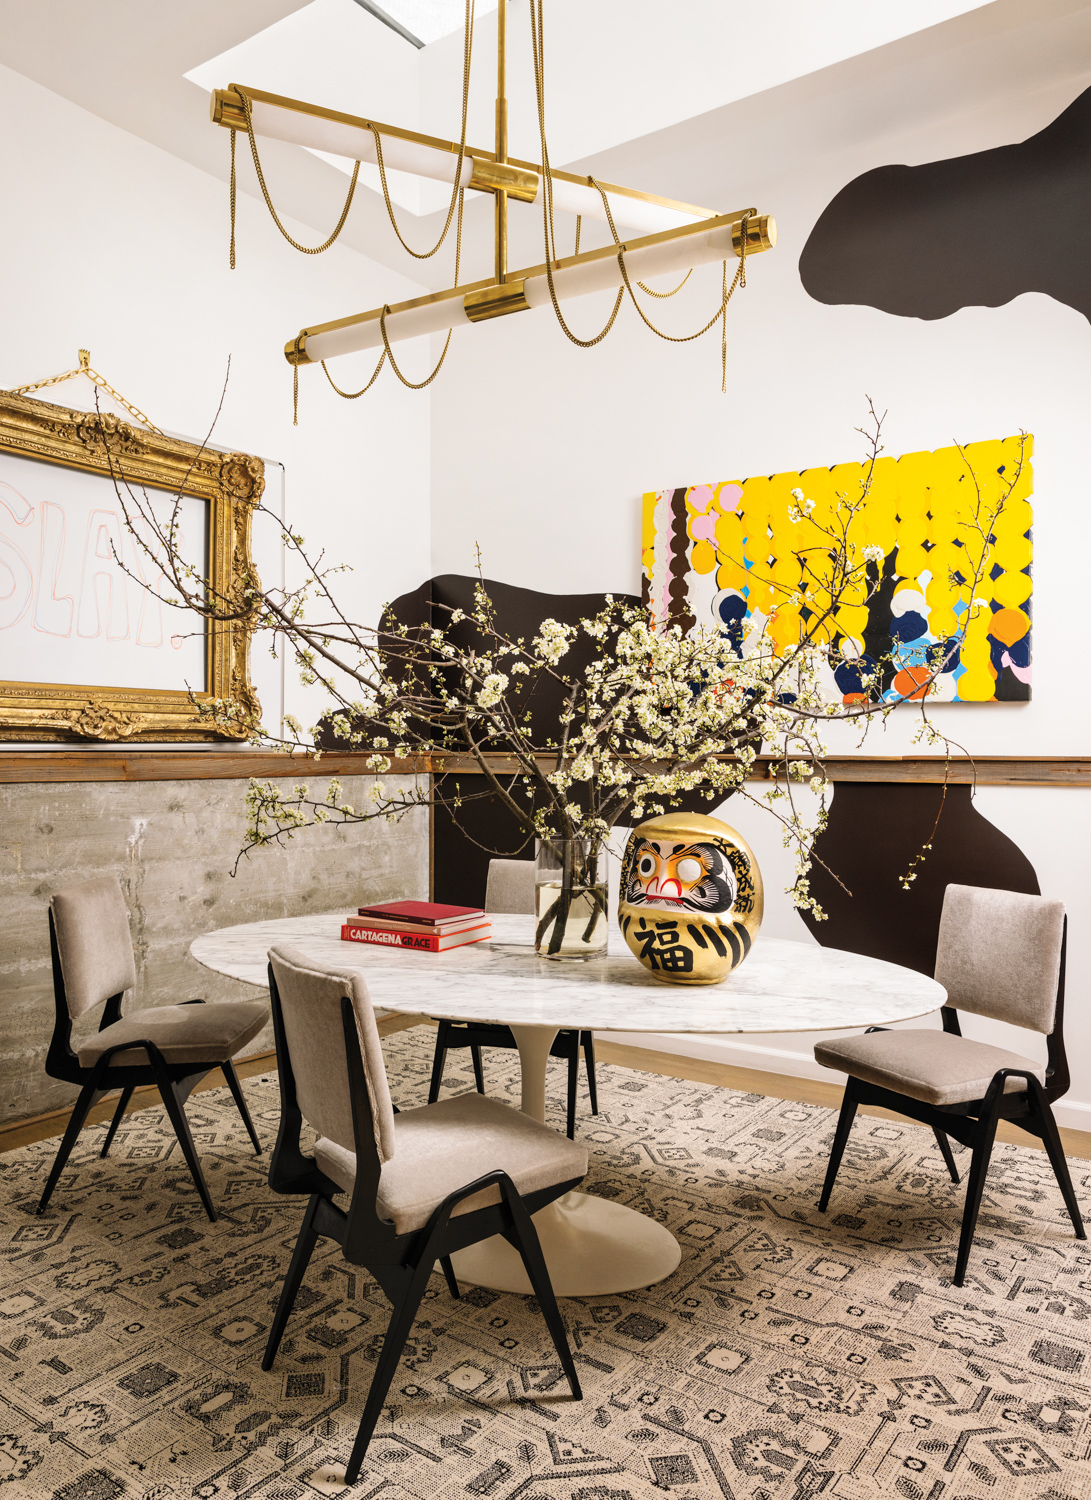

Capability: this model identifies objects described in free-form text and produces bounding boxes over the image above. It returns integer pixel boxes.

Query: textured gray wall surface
[0,774,428,1124]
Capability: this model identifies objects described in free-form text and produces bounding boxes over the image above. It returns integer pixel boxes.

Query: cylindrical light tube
[297,214,774,364]
[224,89,709,235]
[537,176,702,236]
[240,95,475,187]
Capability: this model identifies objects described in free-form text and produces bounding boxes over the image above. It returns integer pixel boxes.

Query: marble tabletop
[190,913,944,1035]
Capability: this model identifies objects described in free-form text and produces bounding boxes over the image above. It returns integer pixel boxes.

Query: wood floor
[3,1020,1090,1162]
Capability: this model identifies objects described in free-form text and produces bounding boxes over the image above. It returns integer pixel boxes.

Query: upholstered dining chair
[815,883,1085,1286]
[263,944,586,1483]
[38,876,267,1222]
[428,857,599,1138]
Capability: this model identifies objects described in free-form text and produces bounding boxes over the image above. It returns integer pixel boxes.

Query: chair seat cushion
[77,1000,268,1069]
[314,1092,589,1234]
[814,1028,1045,1108]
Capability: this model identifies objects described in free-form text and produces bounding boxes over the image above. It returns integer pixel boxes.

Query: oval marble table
[191,913,944,1297]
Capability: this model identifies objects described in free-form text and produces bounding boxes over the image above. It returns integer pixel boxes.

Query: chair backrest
[267,945,396,1166]
[935,883,1065,1034]
[485,858,535,914]
[50,876,137,1020]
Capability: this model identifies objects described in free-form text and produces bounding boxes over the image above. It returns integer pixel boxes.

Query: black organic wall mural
[800,83,1091,323]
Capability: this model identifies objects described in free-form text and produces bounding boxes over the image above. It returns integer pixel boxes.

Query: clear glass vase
[535,837,609,960]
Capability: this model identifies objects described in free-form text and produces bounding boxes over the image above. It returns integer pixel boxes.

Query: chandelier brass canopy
[214,1,777,405]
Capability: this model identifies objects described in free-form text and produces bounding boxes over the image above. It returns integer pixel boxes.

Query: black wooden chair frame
[264,965,584,1483]
[818,920,1085,1286]
[38,911,261,1223]
[429,1020,598,1138]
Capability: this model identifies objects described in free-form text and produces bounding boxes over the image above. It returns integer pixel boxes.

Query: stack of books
[340,900,490,953]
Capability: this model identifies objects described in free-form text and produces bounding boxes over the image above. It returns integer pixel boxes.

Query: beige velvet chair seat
[77,1000,268,1069]
[815,1029,1045,1109]
[314,1091,589,1234]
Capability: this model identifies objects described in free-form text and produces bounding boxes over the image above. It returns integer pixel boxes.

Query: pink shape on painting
[719,483,744,512]
[690,513,718,543]
[1001,651,1032,685]
[688,485,715,513]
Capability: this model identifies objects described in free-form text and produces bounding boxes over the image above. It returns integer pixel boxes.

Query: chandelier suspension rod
[496,0,507,285]
[285,210,775,365]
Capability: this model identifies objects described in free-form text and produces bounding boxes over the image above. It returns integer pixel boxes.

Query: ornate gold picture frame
[0,390,261,742]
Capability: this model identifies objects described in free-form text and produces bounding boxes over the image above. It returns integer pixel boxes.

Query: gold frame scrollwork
[0,390,262,742]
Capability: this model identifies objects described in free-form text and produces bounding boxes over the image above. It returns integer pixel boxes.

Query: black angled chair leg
[221,1059,262,1156]
[470,1044,486,1094]
[500,1182,582,1401]
[346,1261,433,1483]
[439,1255,460,1299]
[1031,1086,1087,1240]
[37,1079,100,1215]
[952,1110,1001,1287]
[155,1069,217,1223]
[100,1087,134,1158]
[932,1125,961,1184]
[427,1026,449,1105]
[818,1080,860,1212]
[566,1049,579,1140]
[582,1033,598,1116]
[264,1192,322,1370]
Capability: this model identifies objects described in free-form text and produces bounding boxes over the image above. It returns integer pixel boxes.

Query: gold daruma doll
[619,812,763,984]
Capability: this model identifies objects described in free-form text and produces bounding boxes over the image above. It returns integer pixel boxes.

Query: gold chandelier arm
[6,349,163,434]
[239,91,362,254]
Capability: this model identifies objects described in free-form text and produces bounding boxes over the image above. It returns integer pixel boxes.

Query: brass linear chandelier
[214,0,776,409]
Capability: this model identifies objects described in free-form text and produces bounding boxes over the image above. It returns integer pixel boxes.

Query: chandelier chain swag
[220,0,775,409]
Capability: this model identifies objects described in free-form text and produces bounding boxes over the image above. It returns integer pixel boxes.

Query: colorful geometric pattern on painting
[3,1028,1089,1497]
[641,436,1033,703]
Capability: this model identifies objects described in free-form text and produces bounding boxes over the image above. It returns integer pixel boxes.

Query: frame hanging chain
[7,350,164,434]
[238,92,361,256]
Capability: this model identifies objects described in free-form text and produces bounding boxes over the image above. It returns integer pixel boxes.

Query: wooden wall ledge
[0,749,1088,786]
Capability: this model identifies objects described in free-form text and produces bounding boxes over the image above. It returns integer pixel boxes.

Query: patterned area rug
[1,1028,1089,1500]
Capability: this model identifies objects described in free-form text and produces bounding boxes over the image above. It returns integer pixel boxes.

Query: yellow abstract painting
[642,435,1032,703]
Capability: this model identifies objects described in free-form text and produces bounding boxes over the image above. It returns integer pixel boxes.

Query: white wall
[425,9,1091,1126]
[0,60,435,742]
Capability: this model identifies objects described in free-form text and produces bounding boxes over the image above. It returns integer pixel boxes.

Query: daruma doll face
[619,813,763,985]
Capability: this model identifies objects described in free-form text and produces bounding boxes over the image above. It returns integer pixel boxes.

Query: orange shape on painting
[893,666,932,701]
[988,607,1029,646]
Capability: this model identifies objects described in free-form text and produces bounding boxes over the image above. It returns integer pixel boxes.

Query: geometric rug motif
[1,1027,1089,1499]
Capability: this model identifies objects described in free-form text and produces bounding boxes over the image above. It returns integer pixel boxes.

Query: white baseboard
[600,1031,1091,1136]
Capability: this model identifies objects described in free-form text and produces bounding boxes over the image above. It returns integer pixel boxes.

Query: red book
[348,912,485,936]
[341,922,490,953]
[355,900,486,930]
